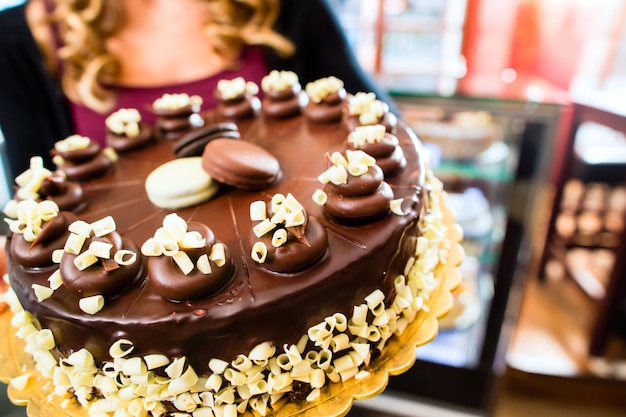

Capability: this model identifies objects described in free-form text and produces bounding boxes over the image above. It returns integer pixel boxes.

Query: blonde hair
[30,0,294,113]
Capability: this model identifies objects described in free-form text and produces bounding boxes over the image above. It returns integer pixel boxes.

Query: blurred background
[1,0,626,416]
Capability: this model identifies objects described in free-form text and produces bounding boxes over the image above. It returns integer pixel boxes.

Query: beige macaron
[145,157,219,209]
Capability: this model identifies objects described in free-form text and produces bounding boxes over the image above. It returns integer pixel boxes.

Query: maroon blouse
[70,46,269,146]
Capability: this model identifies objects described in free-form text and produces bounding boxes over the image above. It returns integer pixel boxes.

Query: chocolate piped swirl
[303,88,347,124]
[216,92,261,121]
[262,84,306,119]
[147,222,234,301]
[60,231,144,298]
[39,172,86,212]
[52,140,114,181]
[10,211,77,268]
[323,164,394,224]
[106,124,154,153]
[252,208,328,274]
[348,133,407,178]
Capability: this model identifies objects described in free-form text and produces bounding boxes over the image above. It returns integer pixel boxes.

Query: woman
[0,0,394,180]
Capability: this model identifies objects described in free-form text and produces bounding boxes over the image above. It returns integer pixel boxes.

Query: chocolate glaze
[348,133,407,178]
[303,89,347,124]
[324,181,395,225]
[7,112,426,373]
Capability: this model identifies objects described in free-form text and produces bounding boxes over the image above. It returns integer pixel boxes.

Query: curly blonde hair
[30,0,294,113]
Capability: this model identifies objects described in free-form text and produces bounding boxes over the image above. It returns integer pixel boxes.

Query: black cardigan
[0,0,395,179]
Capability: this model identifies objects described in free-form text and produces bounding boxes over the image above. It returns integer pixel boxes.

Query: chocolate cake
[1,72,458,417]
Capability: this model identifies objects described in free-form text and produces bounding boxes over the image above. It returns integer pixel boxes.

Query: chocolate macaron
[173,122,240,158]
[202,139,281,190]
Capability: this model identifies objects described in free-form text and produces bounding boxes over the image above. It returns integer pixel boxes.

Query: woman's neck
[105,0,227,87]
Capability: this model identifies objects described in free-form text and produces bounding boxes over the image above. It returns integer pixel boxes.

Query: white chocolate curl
[217,77,259,100]
[105,108,142,137]
[153,93,202,111]
[54,134,91,152]
[305,76,344,103]
[13,156,52,201]
[79,295,105,315]
[5,199,60,242]
[142,213,225,274]
[347,125,386,147]
[261,70,299,92]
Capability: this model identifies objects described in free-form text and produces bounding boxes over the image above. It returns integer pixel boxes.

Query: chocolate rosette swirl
[303,76,347,124]
[316,150,395,225]
[249,193,328,273]
[347,124,406,178]
[6,200,77,268]
[106,108,155,153]
[142,214,234,301]
[59,217,144,298]
[151,93,204,141]
[261,70,307,119]
[215,77,261,121]
[343,92,398,134]
[51,135,115,181]
[10,156,85,212]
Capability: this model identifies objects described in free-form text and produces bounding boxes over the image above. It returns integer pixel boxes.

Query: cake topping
[215,77,261,120]
[4,199,78,268]
[316,150,395,224]
[52,135,116,181]
[145,157,219,209]
[249,193,327,272]
[152,93,204,141]
[344,92,397,133]
[202,138,281,190]
[346,125,407,178]
[59,216,144,298]
[173,122,240,158]
[105,108,155,153]
[8,156,85,212]
[261,70,307,118]
[143,213,233,301]
[303,76,347,124]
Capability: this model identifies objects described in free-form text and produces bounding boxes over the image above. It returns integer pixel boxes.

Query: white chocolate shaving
[197,254,212,274]
[32,284,54,302]
[173,251,194,275]
[153,93,202,111]
[10,373,31,391]
[114,249,137,266]
[79,295,105,315]
[91,216,116,237]
[48,269,63,290]
[305,76,344,103]
[261,70,299,92]
[54,134,91,152]
[253,219,276,238]
[105,108,142,137]
[88,241,113,259]
[110,339,135,358]
[249,201,267,221]
[251,242,268,264]
[347,124,386,147]
[271,229,287,247]
[217,77,258,100]
[209,243,226,267]
[390,198,404,215]
[74,251,99,270]
[312,189,327,205]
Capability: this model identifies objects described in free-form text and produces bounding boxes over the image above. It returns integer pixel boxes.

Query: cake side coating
[1,97,456,416]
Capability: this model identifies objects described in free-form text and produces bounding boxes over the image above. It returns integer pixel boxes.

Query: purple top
[70,46,269,146]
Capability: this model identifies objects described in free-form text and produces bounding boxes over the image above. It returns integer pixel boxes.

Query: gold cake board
[0,211,463,417]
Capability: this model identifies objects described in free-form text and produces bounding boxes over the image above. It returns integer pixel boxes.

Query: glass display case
[347,91,570,416]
